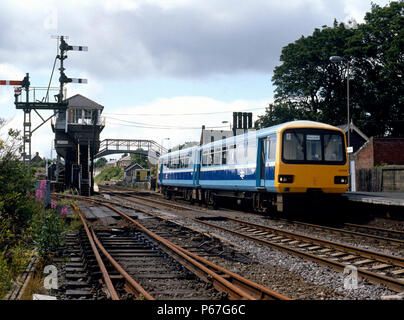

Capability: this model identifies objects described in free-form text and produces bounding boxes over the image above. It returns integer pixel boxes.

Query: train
[158,121,349,213]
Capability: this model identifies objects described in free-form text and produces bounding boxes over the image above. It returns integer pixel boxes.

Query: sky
[0,0,392,159]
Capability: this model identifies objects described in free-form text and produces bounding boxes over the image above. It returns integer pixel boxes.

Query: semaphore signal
[0,36,88,165]
[0,80,23,86]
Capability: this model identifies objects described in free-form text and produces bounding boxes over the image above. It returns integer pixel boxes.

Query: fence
[356,166,404,192]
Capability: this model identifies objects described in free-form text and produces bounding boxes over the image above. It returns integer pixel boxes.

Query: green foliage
[95,157,108,168]
[0,254,12,298]
[258,1,404,137]
[130,149,150,169]
[67,212,82,231]
[94,166,123,183]
[0,125,37,250]
[31,209,66,257]
[9,243,32,276]
[31,159,47,168]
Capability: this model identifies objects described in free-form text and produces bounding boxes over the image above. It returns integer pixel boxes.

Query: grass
[20,267,50,300]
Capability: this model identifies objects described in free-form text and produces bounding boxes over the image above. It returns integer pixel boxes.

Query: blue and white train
[158,121,349,213]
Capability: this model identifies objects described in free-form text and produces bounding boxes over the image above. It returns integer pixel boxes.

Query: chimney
[242,112,248,130]
[248,113,253,128]
[233,112,237,136]
[237,112,242,130]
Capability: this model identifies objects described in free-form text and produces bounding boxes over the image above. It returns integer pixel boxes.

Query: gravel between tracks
[187,219,397,300]
[226,215,404,257]
[100,196,399,300]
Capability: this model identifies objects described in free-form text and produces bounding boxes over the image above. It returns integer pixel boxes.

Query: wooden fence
[356,166,404,192]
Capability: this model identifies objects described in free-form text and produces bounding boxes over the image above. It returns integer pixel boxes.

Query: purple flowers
[35,188,43,200]
[51,200,57,210]
[35,180,48,201]
[40,180,47,190]
[60,207,67,217]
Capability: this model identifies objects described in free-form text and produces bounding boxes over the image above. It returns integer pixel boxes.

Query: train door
[192,147,199,186]
[257,137,269,188]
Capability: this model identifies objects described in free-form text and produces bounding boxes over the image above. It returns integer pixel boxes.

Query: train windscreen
[282,129,346,165]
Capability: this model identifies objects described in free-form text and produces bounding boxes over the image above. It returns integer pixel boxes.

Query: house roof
[124,163,145,172]
[337,121,369,142]
[118,155,132,162]
[65,94,104,110]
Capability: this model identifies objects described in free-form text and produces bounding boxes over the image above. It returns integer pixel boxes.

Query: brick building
[353,137,404,192]
[354,137,404,170]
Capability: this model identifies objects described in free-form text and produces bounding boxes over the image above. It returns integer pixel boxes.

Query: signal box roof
[65,94,104,111]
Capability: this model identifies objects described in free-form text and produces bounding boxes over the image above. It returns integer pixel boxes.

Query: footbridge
[95,139,167,159]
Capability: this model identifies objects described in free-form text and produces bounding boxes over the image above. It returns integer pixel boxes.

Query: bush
[95,166,123,183]
[0,254,12,298]
[31,209,66,257]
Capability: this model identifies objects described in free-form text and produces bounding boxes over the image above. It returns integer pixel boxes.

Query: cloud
[101,95,269,156]
[0,0,391,81]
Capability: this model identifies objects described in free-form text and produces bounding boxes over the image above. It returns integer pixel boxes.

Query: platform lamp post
[161,137,170,155]
[222,120,231,130]
[329,55,352,191]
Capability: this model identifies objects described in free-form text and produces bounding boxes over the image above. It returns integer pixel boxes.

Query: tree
[257,1,404,137]
[94,157,107,168]
[130,149,150,168]
[0,119,36,242]
[269,20,355,126]
[346,1,404,137]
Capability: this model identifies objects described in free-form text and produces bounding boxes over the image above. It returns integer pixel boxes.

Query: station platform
[343,192,404,207]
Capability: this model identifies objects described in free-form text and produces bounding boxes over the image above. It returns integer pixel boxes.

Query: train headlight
[334,176,348,184]
[278,175,294,183]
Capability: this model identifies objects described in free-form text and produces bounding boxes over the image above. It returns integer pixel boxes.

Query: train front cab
[272,122,349,213]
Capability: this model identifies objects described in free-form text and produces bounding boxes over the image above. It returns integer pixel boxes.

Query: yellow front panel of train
[274,123,349,194]
[275,163,349,193]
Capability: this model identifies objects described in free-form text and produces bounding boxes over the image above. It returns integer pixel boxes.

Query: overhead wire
[106,117,229,130]
[103,106,265,117]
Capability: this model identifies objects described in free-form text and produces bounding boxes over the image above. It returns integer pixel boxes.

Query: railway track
[343,223,404,241]
[95,190,404,293]
[104,190,404,250]
[195,217,404,293]
[55,194,290,300]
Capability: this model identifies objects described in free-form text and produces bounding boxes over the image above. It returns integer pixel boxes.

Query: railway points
[42,188,402,301]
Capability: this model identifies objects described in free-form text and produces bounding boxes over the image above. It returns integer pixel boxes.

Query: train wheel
[208,192,218,210]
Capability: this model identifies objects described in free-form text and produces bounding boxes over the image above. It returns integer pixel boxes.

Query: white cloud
[101,95,269,156]
[0,0,391,80]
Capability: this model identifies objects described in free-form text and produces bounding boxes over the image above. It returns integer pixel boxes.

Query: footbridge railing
[95,139,167,159]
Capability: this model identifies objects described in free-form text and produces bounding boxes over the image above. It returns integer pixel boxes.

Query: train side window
[202,149,208,167]
[268,135,276,161]
[226,144,234,165]
[209,151,214,166]
[235,139,245,165]
[222,144,227,165]
[214,146,221,165]
[187,151,193,167]
[173,155,179,168]
[247,138,256,163]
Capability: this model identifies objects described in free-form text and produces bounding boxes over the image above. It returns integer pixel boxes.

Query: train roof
[160,121,343,159]
[256,120,344,137]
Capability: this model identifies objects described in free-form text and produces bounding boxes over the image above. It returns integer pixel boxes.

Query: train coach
[158,121,349,213]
